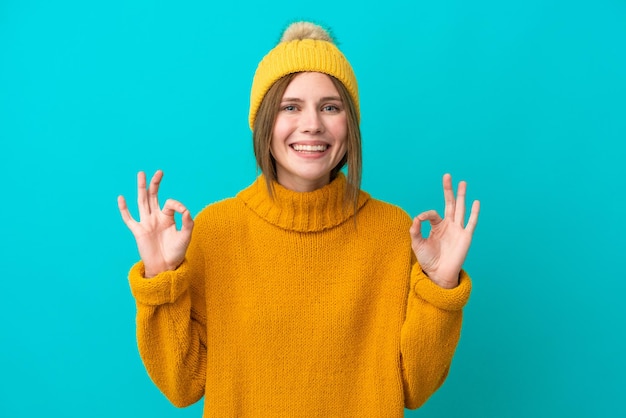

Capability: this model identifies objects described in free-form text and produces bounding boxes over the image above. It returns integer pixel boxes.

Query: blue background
[1,0,625,416]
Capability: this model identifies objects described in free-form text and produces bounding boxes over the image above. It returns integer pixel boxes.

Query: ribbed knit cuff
[128,260,190,306]
[411,265,472,311]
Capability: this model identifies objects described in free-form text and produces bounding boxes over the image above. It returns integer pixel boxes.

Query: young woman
[118,21,480,417]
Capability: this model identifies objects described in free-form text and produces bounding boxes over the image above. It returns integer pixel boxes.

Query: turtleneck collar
[237,173,369,232]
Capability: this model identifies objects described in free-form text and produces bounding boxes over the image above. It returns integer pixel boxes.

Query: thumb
[409,217,425,245]
[181,209,194,236]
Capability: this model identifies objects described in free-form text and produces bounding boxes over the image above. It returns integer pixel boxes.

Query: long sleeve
[128,234,207,408]
[400,264,472,409]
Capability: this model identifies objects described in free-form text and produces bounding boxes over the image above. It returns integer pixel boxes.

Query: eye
[322,104,341,112]
[282,105,298,112]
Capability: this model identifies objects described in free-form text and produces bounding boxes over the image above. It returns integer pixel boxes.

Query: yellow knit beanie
[249,21,359,130]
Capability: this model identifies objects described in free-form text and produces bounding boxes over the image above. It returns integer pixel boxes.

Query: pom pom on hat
[280,21,334,43]
[249,21,359,130]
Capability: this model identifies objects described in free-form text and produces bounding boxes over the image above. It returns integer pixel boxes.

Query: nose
[299,107,324,134]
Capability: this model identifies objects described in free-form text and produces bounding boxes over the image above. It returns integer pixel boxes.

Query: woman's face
[271,72,347,192]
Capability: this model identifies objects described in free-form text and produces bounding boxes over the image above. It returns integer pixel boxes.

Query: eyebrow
[281,96,343,103]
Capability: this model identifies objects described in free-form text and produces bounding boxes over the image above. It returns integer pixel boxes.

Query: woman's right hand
[118,170,194,278]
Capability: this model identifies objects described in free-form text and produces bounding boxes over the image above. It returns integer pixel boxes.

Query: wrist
[423,271,460,289]
[143,267,162,278]
[143,258,184,278]
[142,263,170,279]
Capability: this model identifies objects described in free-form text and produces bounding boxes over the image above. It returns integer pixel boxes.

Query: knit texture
[128,173,471,417]
[249,37,359,130]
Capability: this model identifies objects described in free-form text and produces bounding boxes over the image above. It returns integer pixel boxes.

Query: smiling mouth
[291,144,329,153]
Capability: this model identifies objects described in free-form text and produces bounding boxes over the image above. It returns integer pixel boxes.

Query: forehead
[282,72,340,98]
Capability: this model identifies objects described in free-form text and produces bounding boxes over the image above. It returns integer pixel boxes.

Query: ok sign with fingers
[409,174,480,289]
[118,170,194,278]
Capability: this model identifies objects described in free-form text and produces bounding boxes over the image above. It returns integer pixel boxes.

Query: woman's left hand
[409,174,480,289]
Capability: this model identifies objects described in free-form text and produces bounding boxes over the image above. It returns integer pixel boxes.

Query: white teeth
[292,144,328,152]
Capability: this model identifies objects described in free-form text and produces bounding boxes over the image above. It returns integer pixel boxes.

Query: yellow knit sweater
[128,173,471,417]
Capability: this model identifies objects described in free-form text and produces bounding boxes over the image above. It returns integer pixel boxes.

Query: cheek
[272,117,292,144]
[333,118,348,147]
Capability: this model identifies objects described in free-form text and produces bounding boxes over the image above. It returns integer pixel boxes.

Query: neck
[274,173,331,193]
